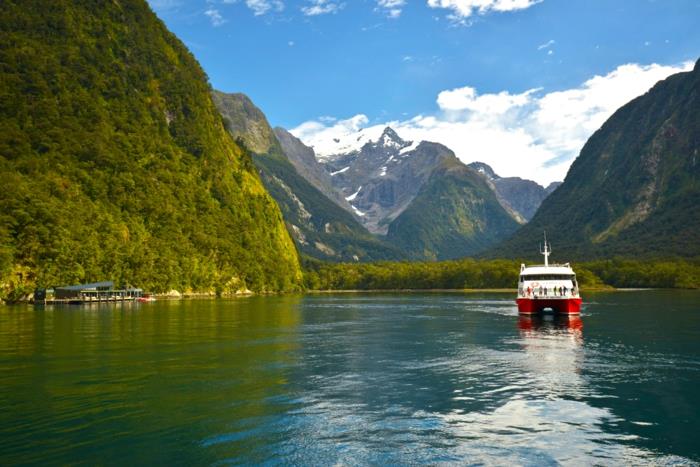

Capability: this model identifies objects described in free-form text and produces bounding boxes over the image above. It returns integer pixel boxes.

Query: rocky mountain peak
[468,161,562,222]
[545,181,562,194]
[377,127,406,149]
[467,162,500,181]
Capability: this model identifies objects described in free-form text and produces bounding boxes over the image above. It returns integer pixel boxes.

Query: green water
[1,291,699,465]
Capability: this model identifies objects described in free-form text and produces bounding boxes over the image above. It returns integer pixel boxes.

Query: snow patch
[331,166,349,176]
[380,166,387,177]
[380,133,402,149]
[399,140,420,155]
[345,186,362,202]
[351,205,366,217]
[292,117,385,159]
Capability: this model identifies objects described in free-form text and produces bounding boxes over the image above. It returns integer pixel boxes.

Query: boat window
[521,274,574,281]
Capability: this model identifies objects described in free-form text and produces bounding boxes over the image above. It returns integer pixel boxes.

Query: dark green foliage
[304,258,700,291]
[0,0,302,300]
[493,60,700,260]
[303,257,522,290]
[583,259,700,289]
[387,162,520,260]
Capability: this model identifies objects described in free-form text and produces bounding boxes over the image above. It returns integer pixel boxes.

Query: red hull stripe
[516,297,582,314]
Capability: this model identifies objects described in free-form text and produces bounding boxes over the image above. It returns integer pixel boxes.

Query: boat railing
[523,263,572,269]
[518,287,579,298]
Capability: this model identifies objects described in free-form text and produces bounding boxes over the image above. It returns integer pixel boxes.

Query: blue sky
[149,0,700,183]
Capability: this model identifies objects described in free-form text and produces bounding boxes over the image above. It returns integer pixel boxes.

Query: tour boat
[516,235,582,314]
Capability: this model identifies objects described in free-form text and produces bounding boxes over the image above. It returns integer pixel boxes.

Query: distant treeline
[303,258,700,290]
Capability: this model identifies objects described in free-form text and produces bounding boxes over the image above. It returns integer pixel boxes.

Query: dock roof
[55,281,114,291]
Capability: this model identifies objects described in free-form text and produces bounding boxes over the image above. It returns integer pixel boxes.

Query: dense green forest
[303,258,700,291]
[0,0,302,301]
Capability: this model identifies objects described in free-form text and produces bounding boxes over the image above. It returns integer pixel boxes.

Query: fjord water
[1,292,699,465]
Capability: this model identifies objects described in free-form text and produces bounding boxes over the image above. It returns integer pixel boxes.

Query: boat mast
[540,231,551,268]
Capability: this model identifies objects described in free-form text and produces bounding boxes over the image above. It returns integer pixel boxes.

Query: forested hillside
[0,0,303,300]
[493,59,700,260]
[387,159,520,260]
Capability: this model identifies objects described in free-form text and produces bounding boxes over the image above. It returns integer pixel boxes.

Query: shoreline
[0,287,663,306]
[307,286,617,294]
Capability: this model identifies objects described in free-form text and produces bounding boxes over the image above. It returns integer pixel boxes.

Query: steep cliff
[0,0,303,298]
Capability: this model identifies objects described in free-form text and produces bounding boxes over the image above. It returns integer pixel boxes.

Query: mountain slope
[273,127,354,211]
[493,59,700,259]
[468,162,561,222]
[0,0,302,298]
[323,128,456,233]
[387,159,520,260]
[212,92,402,261]
[211,91,278,156]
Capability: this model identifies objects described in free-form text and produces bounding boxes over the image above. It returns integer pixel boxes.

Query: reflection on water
[1,292,699,465]
[518,314,583,334]
[516,314,584,395]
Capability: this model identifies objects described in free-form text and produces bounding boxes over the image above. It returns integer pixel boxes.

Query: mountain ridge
[491,59,700,260]
[273,127,355,212]
[212,91,403,262]
[468,162,562,222]
[286,125,535,259]
[387,158,521,260]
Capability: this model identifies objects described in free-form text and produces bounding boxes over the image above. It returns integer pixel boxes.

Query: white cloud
[436,86,536,115]
[376,0,406,18]
[290,61,693,185]
[537,39,555,50]
[245,0,284,16]
[204,8,226,26]
[427,0,542,21]
[302,0,344,16]
[292,115,378,156]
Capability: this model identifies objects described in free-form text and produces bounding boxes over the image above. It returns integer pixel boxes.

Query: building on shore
[34,281,143,304]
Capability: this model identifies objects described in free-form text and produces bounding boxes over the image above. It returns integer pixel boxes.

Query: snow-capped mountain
[296,119,390,160]
[290,125,562,235]
[278,125,542,259]
[322,127,453,233]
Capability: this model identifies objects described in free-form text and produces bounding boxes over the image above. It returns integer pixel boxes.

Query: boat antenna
[540,231,551,267]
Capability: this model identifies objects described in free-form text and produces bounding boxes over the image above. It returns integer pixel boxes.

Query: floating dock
[34,281,144,305]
